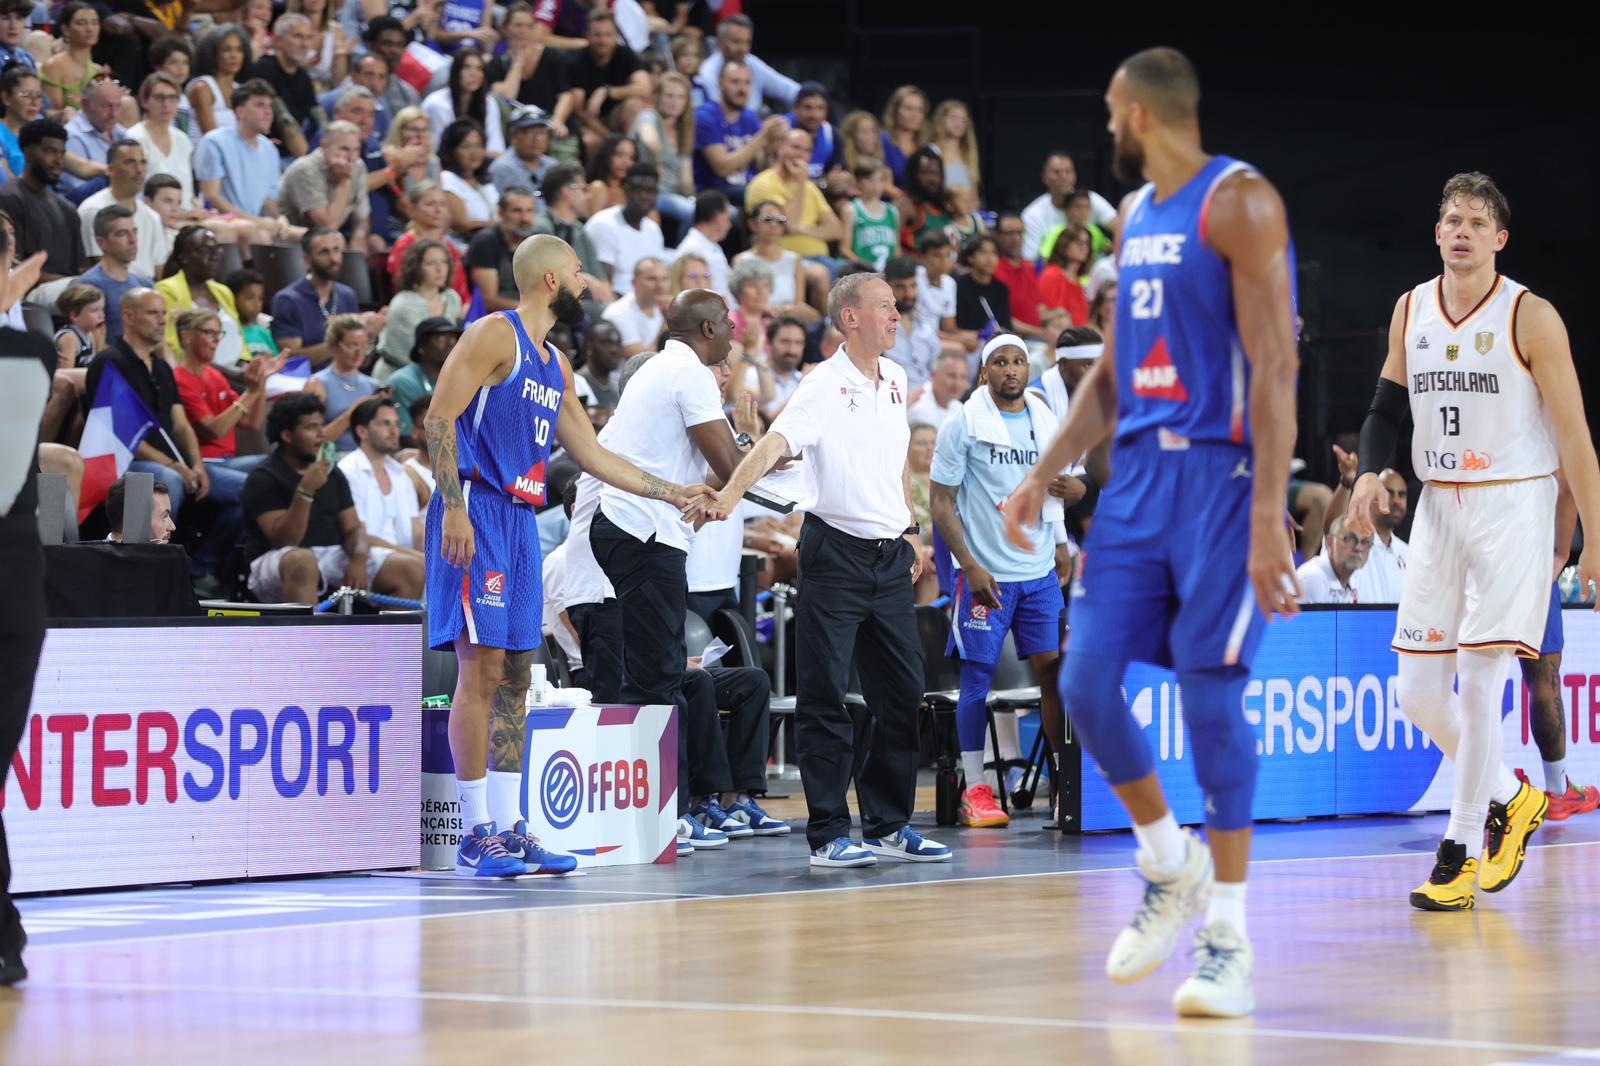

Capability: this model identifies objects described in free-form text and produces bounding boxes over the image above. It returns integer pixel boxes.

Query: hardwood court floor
[5,820,1599,1065]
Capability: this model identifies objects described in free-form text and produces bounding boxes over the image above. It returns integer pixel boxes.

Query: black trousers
[568,598,623,701]
[793,515,924,849]
[0,525,45,955]
[686,587,736,626]
[589,510,688,706]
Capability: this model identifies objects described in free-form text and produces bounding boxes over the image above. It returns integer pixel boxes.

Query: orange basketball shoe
[960,785,1010,828]
[1519,768,1600,820]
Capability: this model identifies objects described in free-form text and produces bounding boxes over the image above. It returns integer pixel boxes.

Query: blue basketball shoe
[455,822,525,877]
[499,820,578,874]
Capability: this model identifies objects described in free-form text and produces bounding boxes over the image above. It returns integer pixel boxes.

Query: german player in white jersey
[1349,172,1600,911]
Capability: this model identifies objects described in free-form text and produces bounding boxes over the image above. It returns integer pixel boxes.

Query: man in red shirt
[172,307,284,587]
[993,211,1053,344]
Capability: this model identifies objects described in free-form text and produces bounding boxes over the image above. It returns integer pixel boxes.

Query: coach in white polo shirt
[711,272,952,869]
[1295,514,1371,605]
[588,289,746,710]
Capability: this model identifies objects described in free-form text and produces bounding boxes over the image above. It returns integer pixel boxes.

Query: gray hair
[334,85,376,113]
[618,351,655,395]
[728,258,774,301]
[827,271,885,331]
[273,12,311,34]
[321,120,361,145]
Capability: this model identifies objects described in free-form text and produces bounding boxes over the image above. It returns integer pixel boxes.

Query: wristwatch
[904,524,921,536]
[733,432,754,449]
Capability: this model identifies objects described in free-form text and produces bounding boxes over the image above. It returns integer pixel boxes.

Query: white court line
[25,839,1600,953]
[31,978,1581,1057]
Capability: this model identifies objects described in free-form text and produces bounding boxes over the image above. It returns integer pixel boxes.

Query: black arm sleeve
[1357,377,1410,478]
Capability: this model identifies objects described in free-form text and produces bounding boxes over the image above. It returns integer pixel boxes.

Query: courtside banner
[7,622,422,893]
[521,705,679,867]
[1079,608,1600,831]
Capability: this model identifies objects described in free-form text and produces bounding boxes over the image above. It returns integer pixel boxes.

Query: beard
[551,284,586,325]
[993,379,1027,402]
[894,299,915,315]
[1111,127,1146,186]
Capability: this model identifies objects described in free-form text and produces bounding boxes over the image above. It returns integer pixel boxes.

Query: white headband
[980,333,1028,362]
[1056,343,1103,362]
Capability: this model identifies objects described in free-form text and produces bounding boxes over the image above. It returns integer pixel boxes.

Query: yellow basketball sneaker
[1479,779,1548,893]
[1409,840,1477,911]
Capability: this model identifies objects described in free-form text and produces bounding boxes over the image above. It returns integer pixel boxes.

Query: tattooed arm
[488,650,533,773]
[423,316,517,567]
[551,350,717,511]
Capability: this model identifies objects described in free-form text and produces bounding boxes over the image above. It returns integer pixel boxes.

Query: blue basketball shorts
[1541,582,1564,656]
[1068,435,1267,673]
[425,481,544,652]
[947,572,1065,666]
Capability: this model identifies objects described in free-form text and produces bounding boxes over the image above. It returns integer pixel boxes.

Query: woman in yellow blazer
[155,226,243,367]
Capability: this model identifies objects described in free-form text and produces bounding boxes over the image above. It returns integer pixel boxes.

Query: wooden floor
[4,826,1599,1065]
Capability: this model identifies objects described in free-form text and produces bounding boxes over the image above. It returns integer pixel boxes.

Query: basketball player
[424,233,716,877]
[1004,48,1301,1017]
[1347,173,1600,911]
[0,239,51,985]
[929,333,1075,828]
[1520,477,1599,818]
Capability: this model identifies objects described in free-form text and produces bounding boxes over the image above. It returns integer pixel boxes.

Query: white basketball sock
[456,775,490,830]
[961,751,988,793]
[1207,880,1247,938]
[994,710,1022,761]
[1132,810,1186,873]
[1543,759,1568,795]
[1451,648,1513,858]
[488,770,522,829]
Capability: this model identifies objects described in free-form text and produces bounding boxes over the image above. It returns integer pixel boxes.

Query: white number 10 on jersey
[1130,278,1164,320]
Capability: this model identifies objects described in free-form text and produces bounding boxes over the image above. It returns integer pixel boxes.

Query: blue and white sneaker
[677,815,729,850]
[727,796,791,836]
[498,820,578,874]
[864,826,952,863]
[809,836,877,868]
[676,837,693,857]
[693,797,754,838]
[455,822,525,877]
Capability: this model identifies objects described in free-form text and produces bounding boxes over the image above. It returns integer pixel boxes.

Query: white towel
[961,386,1064,525]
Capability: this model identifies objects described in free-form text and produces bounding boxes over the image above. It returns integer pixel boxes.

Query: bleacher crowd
[21,0,1384,845]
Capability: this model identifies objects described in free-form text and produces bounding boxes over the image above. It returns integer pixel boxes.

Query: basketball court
[8,794,1598,1065]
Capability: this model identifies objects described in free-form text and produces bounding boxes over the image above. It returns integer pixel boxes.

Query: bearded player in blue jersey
[424,234,716,878]
[1005,48,1300,1017]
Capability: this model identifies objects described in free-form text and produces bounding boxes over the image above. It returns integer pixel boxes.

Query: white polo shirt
[559,468,616,610]
[337,448,420,549]
[1295,553,1358,605]
[601,290,665,350]
[907,391,962,430]
[769,346,912,540]
[584,205,666,295]
[1349,533,1407,605]
[541,539,590,669]
[597,340,726,552]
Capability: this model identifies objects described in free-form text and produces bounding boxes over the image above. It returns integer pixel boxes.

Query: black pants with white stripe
[793,516,925,850]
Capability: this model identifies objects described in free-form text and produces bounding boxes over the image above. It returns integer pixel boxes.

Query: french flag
[266,356,312,397]
[78,362,159,522]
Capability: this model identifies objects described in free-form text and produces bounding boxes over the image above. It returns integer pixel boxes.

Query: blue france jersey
[1114,155,1294,447]
[454,311,565,505]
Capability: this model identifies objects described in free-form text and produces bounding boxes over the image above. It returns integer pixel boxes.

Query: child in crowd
[225,268,278,362]
[1040,189,1112,266]
[143,174,185,271]
[54,283,104,371]
[915,229,975,356]
[841,160,899,271]
[944,184,985,248]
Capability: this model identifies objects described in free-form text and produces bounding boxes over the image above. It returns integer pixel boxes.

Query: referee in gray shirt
[710,274,952,868]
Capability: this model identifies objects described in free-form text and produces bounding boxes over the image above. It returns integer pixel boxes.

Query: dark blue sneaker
[727,796,790,836]
[864,826,952,863]
[499,820,578,874]
[809,837,876,868]
[693,797,754,838]
[455,822,525,877]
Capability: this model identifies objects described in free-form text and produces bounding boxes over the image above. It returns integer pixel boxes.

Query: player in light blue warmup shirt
[930,334,1076,829]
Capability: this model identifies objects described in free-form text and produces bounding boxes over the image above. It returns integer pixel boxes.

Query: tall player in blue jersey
[1004,48,1300,1017]
[424,234,716,878]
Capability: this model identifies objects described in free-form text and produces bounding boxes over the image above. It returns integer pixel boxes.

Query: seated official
[103,476,176,543]
[337,396,422,556]
[240,392,423,604]
[1295,515,1372,605]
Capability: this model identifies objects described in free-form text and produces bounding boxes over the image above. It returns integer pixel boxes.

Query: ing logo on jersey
[1461,449,1491,472]
[1132,338,1189,401]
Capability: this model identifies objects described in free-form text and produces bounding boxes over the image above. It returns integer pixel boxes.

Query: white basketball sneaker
[1104,830,1213,984]
[1172,919,1255,1017]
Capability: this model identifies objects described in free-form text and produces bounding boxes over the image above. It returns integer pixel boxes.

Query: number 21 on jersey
[1131,278,1164,320]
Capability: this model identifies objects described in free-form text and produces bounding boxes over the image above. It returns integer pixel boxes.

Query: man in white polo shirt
[710,272,953,868]
[602,255,667,357]
[1295,515,1371,604]
[589,288,746,709]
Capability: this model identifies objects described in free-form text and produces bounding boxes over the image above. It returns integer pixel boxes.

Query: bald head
[668,288,728,335]
[1117,46,1199,124]
[512,233,578,296]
